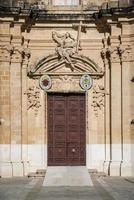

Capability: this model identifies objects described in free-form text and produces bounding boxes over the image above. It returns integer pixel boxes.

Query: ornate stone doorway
[27,31,104,171]
[47,93,86,166]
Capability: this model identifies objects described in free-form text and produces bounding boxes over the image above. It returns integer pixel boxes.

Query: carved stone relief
[24,85,41,115]
[51,75,79,91]
[52,31,81,71]
[92,83,109,116]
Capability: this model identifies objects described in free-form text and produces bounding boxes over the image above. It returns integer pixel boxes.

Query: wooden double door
[47,93,86,166]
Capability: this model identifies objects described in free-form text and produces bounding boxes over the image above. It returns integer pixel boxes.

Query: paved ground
[0,175,134,200]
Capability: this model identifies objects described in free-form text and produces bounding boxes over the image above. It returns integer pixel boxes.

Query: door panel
[47,93,86,166]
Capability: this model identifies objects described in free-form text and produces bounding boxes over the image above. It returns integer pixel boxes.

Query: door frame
[45,91,89,167]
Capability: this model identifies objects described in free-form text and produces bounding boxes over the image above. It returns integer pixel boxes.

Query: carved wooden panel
[47,93,86,166]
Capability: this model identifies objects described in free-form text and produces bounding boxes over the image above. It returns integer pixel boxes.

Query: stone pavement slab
[36,186,102,200]
[0,175,134,200]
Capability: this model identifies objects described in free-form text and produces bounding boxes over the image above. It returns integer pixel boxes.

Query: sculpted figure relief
[52,31,80,70]
[92,84,109,116]
[24,85,41,115]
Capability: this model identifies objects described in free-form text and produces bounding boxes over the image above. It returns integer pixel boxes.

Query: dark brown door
[47,93,86,166]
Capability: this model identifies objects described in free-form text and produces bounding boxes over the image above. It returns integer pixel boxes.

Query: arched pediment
[28,53,104,78]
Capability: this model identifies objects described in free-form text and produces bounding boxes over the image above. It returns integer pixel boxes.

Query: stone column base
[12,162,24,177]
[103,161,110,175]
[109,161,121,176]
[22,161,30,176]
[121,162,134,176]
[29,164,47,173]
[0,161,30,177]
[0,162,13,177]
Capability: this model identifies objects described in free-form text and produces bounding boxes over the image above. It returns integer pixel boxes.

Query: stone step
[36,169,46,175]
[28,172,45,178]
[88,169,98,174]
[97,172,108,177]
[43,166,93,186]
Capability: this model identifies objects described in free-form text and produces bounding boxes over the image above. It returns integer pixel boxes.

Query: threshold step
[88,169,98,174]
[36,169,46,174]
[97,172,108,177]
[28,172,45,178]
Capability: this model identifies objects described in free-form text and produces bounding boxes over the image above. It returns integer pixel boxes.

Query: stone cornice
[0,5,134,23]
